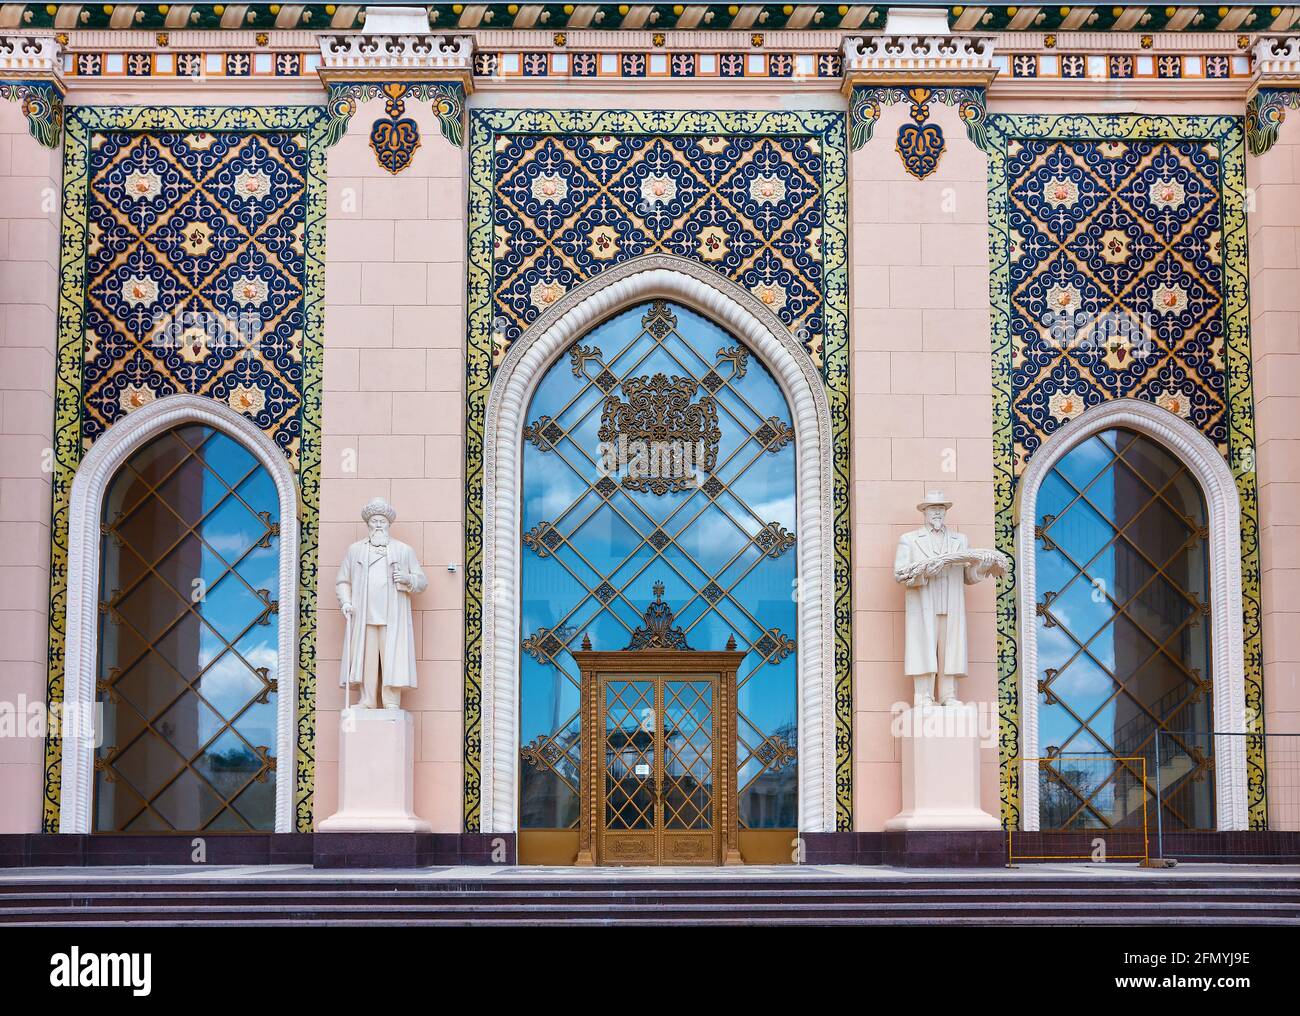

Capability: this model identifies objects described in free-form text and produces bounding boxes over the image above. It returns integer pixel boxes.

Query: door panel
[660,679,716,864]
[596,674,719,865]
[601,679,658,864]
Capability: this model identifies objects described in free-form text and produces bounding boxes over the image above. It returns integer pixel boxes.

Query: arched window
[1033,426,1215,830]
[93,422,282,831]
[517,299,799,834]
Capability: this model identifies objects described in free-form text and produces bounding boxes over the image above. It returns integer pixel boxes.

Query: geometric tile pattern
[467,108,852,831]
[1007,137,1227,464]
[988,114,1264,830]
[82,130,307,454]
[44,106,328,833]
[485,126,828,367]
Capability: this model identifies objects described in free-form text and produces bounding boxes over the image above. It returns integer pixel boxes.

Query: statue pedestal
[885,704,1000,831]
[318,708,431,833]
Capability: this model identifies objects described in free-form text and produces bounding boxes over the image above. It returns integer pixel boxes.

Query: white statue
[336,496,428,709]
[894,491,1007,708]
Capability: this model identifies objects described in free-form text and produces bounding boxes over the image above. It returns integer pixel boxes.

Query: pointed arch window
[94,422,282,832]
[517,300,799,833]
[1034,426,1215,831]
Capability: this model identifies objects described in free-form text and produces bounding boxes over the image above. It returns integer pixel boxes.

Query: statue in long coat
[894,491,1005,707]
[336,497,427,709]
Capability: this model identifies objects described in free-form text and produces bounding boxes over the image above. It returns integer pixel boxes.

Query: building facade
[1,2,1298,865]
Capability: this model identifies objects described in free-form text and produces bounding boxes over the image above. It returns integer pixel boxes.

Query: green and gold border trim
[986,113,1265,830]
[42,104,327,833]
[465,107,853,831]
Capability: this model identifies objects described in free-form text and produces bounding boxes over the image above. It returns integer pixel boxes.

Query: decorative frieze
[473,48,842,81]
[1,4,1298,36]
[66,50,318,78]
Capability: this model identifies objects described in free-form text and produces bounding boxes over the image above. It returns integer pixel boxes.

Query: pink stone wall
[849,99,999,829]
[1247,113,1300,829]
[314,99,467,831]
[0,104,59,832]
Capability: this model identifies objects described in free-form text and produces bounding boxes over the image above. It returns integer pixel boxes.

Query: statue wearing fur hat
[335,496,428,709]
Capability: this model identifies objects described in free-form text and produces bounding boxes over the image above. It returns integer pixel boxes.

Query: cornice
[0,34,63,87]
[841,33,997,92]
[316,33,474,88]
[1,5,1298,36]
[1251,33,1300,88]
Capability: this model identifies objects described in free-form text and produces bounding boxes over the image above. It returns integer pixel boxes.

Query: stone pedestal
[885,704,1000,831]
[318,708,431,833]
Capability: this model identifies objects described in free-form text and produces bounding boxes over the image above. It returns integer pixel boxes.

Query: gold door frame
[574,649,744,866]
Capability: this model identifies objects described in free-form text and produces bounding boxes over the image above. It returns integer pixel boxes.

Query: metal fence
[1006,733,1300,865]
[1148,730,1300,862]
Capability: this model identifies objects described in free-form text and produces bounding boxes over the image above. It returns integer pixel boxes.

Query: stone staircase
[2,872,1299,925]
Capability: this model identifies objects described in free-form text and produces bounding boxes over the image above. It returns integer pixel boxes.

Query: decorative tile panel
[44,106,327,833]
[467,108,852,831]
[987,114,1263,830]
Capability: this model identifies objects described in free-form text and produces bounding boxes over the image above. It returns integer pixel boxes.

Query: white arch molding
[1015,398,1248,831]
[481,255,836,834]
[59,394,300,834]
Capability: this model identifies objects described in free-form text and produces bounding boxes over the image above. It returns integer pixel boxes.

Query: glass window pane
[1034,428,1214,831]
[520,301,798,831]
[95,424,280,832]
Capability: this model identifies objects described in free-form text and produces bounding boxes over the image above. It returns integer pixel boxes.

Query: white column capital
[1252,34,1300,86]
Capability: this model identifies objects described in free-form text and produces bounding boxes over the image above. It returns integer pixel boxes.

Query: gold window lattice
[1034,427,1215,831]
[518,300,798,831]
[93,423,281,832]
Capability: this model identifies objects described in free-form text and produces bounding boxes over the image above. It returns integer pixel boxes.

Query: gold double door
[574,649,744,866]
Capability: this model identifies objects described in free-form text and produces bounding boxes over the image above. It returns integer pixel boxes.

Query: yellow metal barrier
[1005,755,1151,867]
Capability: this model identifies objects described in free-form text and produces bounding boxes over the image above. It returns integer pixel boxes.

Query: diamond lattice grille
[603,680,656,831]
[519,300,798,830]
[662,680,715,831]
[94,423,280,832]
[1034,427,1215,831]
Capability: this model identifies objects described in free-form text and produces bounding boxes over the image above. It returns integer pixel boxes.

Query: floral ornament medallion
[369,83,422,175]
